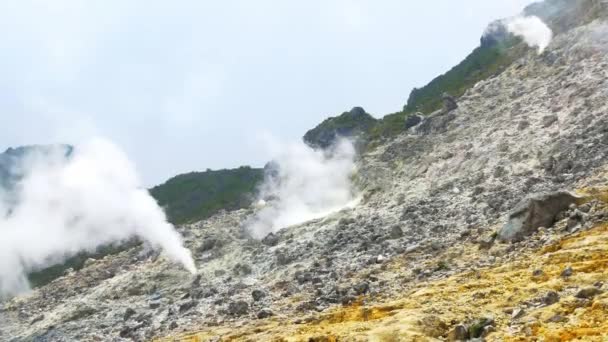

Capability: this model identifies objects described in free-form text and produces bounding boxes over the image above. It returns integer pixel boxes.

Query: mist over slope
[2,0,608,341]
[0,139,195,297]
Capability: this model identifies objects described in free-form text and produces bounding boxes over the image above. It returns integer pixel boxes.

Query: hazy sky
[0,0,535,185]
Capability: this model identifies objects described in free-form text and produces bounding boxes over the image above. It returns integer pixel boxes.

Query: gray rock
[353,282,370,295]
[251,289,267,302]
[275,249,292,265]
[561,266,573,278]
[178,300,197,314]
[227,301,249,316]
[518,120,530,130]
[542,291,559,305]
[446,324,469,341]
[257,308,274,319]
[498,192,579,242]
[123,308,136,321]
[575,287,602,299]
[262,233,280,247]
[389,225,404,239]
[405,114,423,129]
[197,238,218,253]
[512,308,525,320]
[542,115,558,128]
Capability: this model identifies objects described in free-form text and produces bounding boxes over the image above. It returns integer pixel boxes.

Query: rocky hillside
[2,1,608,341]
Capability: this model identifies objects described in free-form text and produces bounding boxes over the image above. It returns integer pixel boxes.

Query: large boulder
[498,192,578,242]
[442,92,458,112]
[404,113,424,130]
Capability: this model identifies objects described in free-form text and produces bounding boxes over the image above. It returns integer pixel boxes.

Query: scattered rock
[262,233,280,247]
[542,115,559,128]
[419,315,448,338]
[123,308,136,321]
[575,287,603,299]
[468,317,495,338]
[353,282,370,295]
[498,192,579,242]
[227,301,249,316]
[446,324,469,341]
[512,308,525,320]
[561,266,573,278]
[542,291,560,306]
[405,114,424,129]
[251,289,267,302]
[389,225,404,239]
[178,300,198,314]
[257,308,274,319]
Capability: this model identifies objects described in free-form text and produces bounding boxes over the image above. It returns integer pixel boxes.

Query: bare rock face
[442,92,458,112]
[498,192,579,242]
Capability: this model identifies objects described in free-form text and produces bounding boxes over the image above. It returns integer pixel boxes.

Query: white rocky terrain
[3,1,608,341]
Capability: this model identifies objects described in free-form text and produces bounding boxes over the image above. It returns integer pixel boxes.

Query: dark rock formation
[303,107,377,149]
[498,192,579,242]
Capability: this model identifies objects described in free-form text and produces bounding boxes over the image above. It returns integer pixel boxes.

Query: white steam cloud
[0,138,195,297]
[506,15,553,54]
[247,138,358,239]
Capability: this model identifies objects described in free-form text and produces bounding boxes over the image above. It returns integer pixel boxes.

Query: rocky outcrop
[498,192,579,242]
[303,107,377,149]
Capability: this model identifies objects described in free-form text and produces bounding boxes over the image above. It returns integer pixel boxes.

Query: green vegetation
[303,107,377,148]
[27,241,137,288]
[404,40,519,114]
[367,38,524,142]
[149,166,264,225]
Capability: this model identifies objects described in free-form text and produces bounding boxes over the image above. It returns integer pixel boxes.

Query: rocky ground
[2,8,608,342]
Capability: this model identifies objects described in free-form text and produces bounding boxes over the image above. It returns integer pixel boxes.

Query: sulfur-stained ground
[156,219,608,342]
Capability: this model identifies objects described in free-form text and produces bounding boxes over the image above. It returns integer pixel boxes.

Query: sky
[0,0,535,185]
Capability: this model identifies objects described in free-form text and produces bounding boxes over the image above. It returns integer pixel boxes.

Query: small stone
[30,314,45,325]
[446,324,469,341]
[567,217,579,229]
[546,314,568,323]
[149,300,161,309]
[262,233,280,247]
[512,308,525,320]
[251,289,267,302]
[353,282,370,295]
[541,115,558,128]
[227,301,249,316]
[481,325,496,338]
[123,308,136,321]
[561,266,573,277]
[389,225,404,239]
[257,308,274,319]
[169,321,179,330]
[542,291,559,305]
[575,287,603,299]
[532,269,544,277]
[178,300,197,314]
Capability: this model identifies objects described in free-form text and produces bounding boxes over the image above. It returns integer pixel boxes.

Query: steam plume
[506,15,553,54]
[0,138,195,297]
[247,138,358,239]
